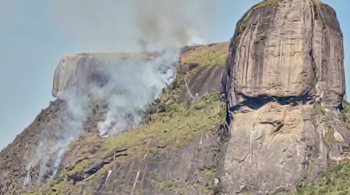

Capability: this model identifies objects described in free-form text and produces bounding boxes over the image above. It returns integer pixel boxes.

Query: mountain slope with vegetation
[1,0,349,194]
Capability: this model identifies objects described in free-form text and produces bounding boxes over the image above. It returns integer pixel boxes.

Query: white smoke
[25,0,212,186]
[46,0,214,52]
[91,50,179,136]
[24,50,181,185]
[133,0,211,51]
[25,91,89,184]
[187,29,208,46]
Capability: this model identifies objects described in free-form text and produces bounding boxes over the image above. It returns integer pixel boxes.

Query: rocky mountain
[221,0,347,193]
[0,0,349,194]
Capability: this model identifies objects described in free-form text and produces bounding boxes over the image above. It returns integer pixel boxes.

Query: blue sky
[0,0,348,149]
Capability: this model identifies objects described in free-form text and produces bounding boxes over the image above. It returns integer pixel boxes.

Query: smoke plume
[47,0,215,52]
[92,50,179,136]
[25,0,213,185]
[25,92,89,185]
[134,0,210,51]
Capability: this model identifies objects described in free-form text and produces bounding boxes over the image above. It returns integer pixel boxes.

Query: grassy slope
[23,43,229,195]
[99,42,229,161]
[183,42,229,67]
[20,39,350,194]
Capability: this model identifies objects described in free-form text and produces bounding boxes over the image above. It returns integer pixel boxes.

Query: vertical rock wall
[221,0,348,194]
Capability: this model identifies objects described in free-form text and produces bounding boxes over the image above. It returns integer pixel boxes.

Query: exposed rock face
[52,54,82,98]
[0,100,66,194]
[179,65,225,103]
[0,0,348,194]
[220,0,348,194]
[0,42,229,195]
[62,130,223,195]
[52,53,132,98]
[179,42,229,103]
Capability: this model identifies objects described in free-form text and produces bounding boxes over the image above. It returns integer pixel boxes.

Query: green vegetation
[295,162,350,194]
[23,42,228,195]
[288,100,350,194]
[102,91,226,160]
[183,42,229,67]
[67,159,89,176]
[341,100,350,130]
[23,179,73,195]
[312,102,336,145]
[158,180,188,194]
[241,0,279,26]
[312,102,325,126]
[238,22,248,34]
[324,129,336,145]
[200,162,218,178]
[199,141,223,194]
[254,0,280,9]
[150,171,192,193]
[313,0,326,6]
[313,102,325,116]
[237,0,328,38]
[263,101,350,194]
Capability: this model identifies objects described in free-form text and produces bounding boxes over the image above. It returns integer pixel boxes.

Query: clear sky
[0,0,348,149]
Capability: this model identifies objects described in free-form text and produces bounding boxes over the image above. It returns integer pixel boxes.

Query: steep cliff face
[0,0,348,195]
[52,52,172,98]
[220,0,348,194]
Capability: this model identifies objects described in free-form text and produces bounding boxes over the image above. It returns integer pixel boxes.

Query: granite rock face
[0,43,229,195]
[61,130,223,195]
[0,0,348,194]
[0,100,67,194]
[52,54,82,98]
[52,53,131,98]
[220,0,348,194]
[224,0,345,104]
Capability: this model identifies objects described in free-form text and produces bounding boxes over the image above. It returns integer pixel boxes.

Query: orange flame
[141,54,156,60]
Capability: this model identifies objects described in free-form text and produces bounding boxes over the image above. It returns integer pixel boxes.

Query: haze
[0,0,349,149]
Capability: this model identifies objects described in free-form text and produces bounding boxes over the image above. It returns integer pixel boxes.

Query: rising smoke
[25,0,212,186]
[25,91,90,185]
[92,50,180,136]
[47,0,215,52]
[134,0,210,51]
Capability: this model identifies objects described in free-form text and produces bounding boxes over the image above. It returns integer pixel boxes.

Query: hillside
[0,0,349,194]
[0,42,231,195]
